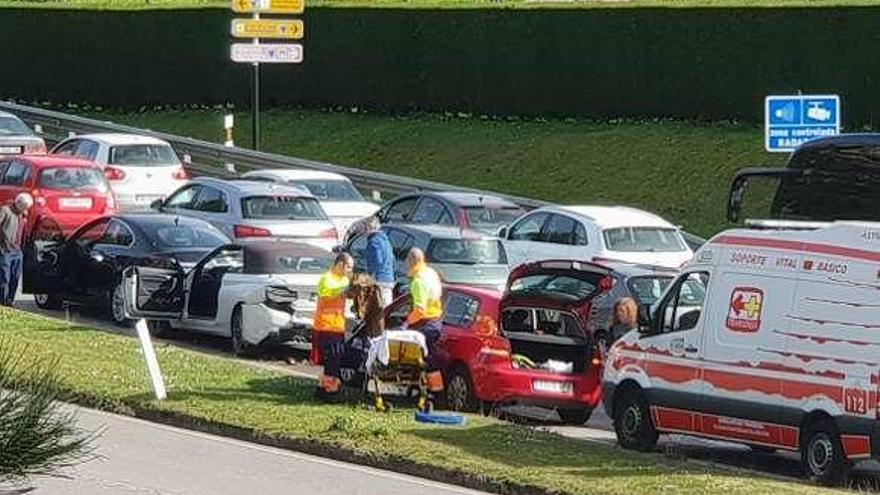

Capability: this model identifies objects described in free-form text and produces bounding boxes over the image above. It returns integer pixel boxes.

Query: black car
[23,213,229,324]
[728,133,880,224]
[586,262,681,348]
[343,191,525,244]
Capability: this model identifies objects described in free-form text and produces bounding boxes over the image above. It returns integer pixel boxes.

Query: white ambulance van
[603,221,880,485]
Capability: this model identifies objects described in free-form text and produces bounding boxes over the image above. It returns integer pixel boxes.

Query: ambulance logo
[726,287,764,333]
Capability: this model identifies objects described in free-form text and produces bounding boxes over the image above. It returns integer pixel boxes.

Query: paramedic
[0,193,33,306]
[609,297,638,345]
[364,216,395,308]
[313,252,354,399]
[403,247,445,393]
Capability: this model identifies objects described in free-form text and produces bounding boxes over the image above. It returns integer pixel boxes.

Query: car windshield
[108,144,180,166]
[427,238,507,265]
[149,225,227,249]
[0,117,32,136]
[509,274,597,300]
[39,167,108,192]
[292,179,364,202]
[463,206,524,234]
[603,227,686,252]
[241,196,328,220]
[626,275,674,305]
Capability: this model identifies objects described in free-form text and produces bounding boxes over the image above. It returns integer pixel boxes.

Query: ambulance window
[661,272,709,334]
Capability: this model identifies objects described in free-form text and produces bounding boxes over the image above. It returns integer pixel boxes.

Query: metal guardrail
[0,100,549,209]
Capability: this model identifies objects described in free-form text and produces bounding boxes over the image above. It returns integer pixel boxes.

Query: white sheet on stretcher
[365,330,428,373]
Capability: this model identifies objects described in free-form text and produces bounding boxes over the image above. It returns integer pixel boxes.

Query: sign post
[135,319,167,400]
[765,94,840,153]
[230,0,305,151]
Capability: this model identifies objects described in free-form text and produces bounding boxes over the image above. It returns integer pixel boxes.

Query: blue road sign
[765,94,840,153]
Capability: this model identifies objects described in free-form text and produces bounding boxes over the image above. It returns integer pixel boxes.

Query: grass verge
[2,0,876,10]
[91,107,789,237]
[2,307,839,495]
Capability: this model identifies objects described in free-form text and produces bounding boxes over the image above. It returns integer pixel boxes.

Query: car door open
[122,265,185,320]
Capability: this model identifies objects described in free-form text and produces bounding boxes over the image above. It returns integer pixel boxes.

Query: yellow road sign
[231,0,304,14]
[231,19,304,39]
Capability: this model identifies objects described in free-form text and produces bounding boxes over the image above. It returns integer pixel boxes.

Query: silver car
[154,177,339,251]
[0,111,46,155]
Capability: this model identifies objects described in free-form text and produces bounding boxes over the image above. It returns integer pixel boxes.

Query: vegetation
[0,339,94,486]
[2,0,876,9]
[0,307,842,495]
[92,107,787,237]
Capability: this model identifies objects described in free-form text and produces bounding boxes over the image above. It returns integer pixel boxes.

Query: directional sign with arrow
[232,0,304,14]
[231,19,304,39]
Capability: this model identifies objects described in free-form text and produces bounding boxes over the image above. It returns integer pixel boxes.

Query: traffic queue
[4,113,880,486]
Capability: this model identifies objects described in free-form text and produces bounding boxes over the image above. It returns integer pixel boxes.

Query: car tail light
[590,343,604,368]
[172,166,190,180]
[234,224,272,238]
[25,142,47,154]
[320,227,338,240]
[104,167,126,181]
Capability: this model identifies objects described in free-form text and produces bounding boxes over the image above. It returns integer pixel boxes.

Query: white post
[135,319,167,400]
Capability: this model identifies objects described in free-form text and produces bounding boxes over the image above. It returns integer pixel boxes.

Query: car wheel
[147,320,173,338]
[444,366,478,412]
[613,387,658,452]
[34,293,62,310]
[558,407,593,425]
[801,419,850,486]
[230,305,251,357]
[110,282,131,327]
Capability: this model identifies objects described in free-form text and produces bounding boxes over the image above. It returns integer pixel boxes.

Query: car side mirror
[497,226,508,238]
[150,199,164,211]
[637,304,655,335]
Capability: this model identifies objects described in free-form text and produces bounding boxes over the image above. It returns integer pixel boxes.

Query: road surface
[32,406,490,495]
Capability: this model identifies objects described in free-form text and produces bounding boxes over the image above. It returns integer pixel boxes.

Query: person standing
[312,252,354,399]
[403,248,445,394]
[364,216,395,308]
[609,297,639,347]
[0,193,33,306]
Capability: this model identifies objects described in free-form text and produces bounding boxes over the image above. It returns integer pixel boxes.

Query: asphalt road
[31,406,490,495]
[12,292,880,488]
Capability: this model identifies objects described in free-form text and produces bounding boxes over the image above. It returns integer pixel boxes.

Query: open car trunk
[499,260,612,375]
[501,307,589,374]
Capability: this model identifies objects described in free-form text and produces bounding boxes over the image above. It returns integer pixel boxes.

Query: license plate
[533,380,574,395]
[58,197,92,209]
[0,146,22,154]
[136,195,162,204]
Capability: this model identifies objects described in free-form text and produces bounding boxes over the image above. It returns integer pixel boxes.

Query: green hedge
[2,7,879,123]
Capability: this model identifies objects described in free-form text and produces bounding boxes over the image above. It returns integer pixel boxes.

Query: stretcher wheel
[374,396,386,412]
[417,396,427,412]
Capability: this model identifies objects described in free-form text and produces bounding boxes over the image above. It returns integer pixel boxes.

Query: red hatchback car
[383,259,611,424]
[0,155,117,239]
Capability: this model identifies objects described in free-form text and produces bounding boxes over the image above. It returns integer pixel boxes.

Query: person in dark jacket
[363,216,395,307]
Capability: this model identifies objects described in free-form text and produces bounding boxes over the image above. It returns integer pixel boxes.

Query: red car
[0,155,117,239]
[383,259,611,424]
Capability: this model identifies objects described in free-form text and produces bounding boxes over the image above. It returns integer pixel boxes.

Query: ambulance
[602,221,880,485]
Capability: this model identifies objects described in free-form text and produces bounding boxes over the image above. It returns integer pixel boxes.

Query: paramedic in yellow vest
[312,252,354,399]
[403,248,445,393]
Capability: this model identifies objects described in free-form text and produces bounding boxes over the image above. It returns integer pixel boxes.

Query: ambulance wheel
[558,407,593,425]
[230,306,251,357]
[614,388,658,452]
[801,419,850,486]
[34,293,62,310]
[445,366,479,412]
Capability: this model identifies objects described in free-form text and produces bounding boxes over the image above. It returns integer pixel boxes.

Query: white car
[242,169,379,237]
[122,241,336,355]
[51,133,189,212]
[499,205,693,269]
[0,111,46,155]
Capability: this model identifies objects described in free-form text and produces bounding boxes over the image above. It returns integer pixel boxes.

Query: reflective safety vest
[406,262,443,326]
[314,271,350,333]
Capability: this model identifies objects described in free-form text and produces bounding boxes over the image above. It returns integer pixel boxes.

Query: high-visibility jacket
[314,270,350,333]
[406,262,443,326]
